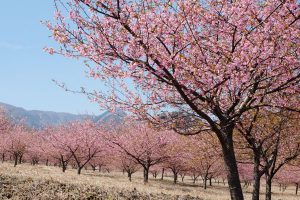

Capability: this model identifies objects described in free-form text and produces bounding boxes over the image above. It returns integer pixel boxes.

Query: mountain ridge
[0,102,125,128]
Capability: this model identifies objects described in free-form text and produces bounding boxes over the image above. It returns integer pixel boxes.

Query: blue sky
[0,1,105,115]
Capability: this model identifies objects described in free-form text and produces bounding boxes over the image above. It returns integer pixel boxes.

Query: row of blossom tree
[44,1,300,200]
[0,108,299,199]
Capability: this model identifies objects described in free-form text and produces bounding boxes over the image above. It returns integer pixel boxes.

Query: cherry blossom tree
[26,132,44,166]
[186,134,222,189]
[107,121,170,183]
[58,120,104,174]
[238,163,253,189]
[163,134,189,184]
[276,165,300,195]
[117,153,140,182]
[46,1,300,199]
[44,126,73,172]
[262,115,300,200]
[43,120,105,174]
[236,110,300,200]
[5,124,31,167]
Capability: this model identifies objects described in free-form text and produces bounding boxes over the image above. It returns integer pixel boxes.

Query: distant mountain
[0,102,125,128]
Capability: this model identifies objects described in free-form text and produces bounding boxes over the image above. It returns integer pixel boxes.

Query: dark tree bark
[161,168,164,180]
[174,172,178,184]
[77,167,83,175]
[170,168,180,184]
[128,172,132,182]
[265,175,272,200]
[60,155,69,173]
[219,132,244,200]
[62,164,67,172]
[252,152,265,200]
[192,173,199,184]
[203,175,208,189]
[18,154,23,164]
[13,154,18,167]
[143,167,149,183]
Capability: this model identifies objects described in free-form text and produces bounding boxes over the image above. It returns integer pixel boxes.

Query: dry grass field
[0,162,298,200]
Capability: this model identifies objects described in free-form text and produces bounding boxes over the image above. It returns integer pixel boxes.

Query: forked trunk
[180,174,185,182]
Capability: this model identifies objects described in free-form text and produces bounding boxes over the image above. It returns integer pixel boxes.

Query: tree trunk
[296,183,299,195]
[62,161,67,172]
[77,167,82,175]
[283,185,287,192]
[209,177,212,186]
[18,154,22,164]
[62,164,67,172]
[173,172,178,184]
[143,167,149,183]
[252,154,261,200]
[204,175,208,189]
[154,172,157,179]
[128,172,132,182]
[2,153,5,162]
[219,133,244,200]
[161,168,164,180]
[192,175,197,184]
[265,175,272,200]
[180,174,185,182]
[13,154,18,167]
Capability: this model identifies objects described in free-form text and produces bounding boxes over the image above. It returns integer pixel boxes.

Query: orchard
[0,0,299,199]
[0,107,300,199]
[44,0,299,199]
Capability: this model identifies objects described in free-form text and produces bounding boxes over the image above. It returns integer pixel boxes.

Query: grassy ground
[0,162,298,200]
